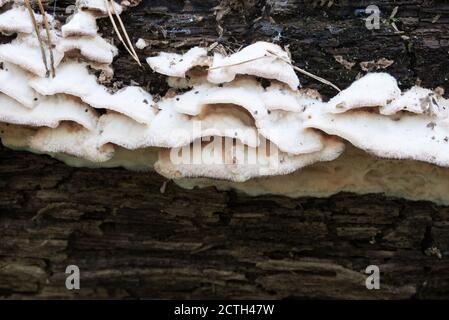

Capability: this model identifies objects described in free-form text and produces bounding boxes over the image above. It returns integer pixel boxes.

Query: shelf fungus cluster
[1,2,449,204]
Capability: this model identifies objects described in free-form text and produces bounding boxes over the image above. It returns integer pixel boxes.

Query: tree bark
[1,0,449,299]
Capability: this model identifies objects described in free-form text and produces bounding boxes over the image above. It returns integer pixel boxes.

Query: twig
[106,7,137,62]
[266,49,341,92]
[105,0,141,66]
[207,55,269,70]
[36,0,56,77]
[24,0,50,77]
[109,0,141,66]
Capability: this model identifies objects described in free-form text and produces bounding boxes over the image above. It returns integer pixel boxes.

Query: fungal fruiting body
[1,2,449,204]
[303,73,449,167]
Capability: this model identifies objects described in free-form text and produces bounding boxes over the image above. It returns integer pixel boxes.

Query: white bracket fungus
[147,42,300,90]
[82,86,156,125]
[380,86,449,117]
[0,61,40,108]
[207,42,300,90]
[97,104,259,150]
[76,0,122,17]
[0,122,36,150]
[146,47,210,78]
[2,2,449,204]
[57,35,118,65]
[326,73,401,113]
[29,123,115,162]
[174,144,449,205]
[0,36,64,77]
[28,60,100,97]
[30,61,155,125]
[157,78,325,155]
[62,10,99,37]
[0,93,98,130]
[154,136,344,182]
[304,73,449,166]
[0,5,53,35]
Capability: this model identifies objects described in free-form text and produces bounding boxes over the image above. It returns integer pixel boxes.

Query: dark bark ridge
[0,0,448,299]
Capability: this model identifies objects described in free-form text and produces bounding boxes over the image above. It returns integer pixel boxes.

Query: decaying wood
[1,0,449,299]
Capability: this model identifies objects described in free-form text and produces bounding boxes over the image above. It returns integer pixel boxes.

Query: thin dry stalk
[24,0,50,77]
[109,0,141,66]
[105,0,141,66]
[266,49,341,92]
[36,0,56,77]
[207,55,268,70]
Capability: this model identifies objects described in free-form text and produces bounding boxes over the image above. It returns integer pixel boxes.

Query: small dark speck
[260,78,271,89]
[34,98,38,101]
[194,91,199,94]
[218,84,223,88]
[267,110,271,114]
[254,110,258,115]
[176,98,180,101]
[431,97,439,107]
[143,99,148,104]
[427,122,436,129]
[445,137,448,142]
[85,109,88,112]
[431,136,435,140]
